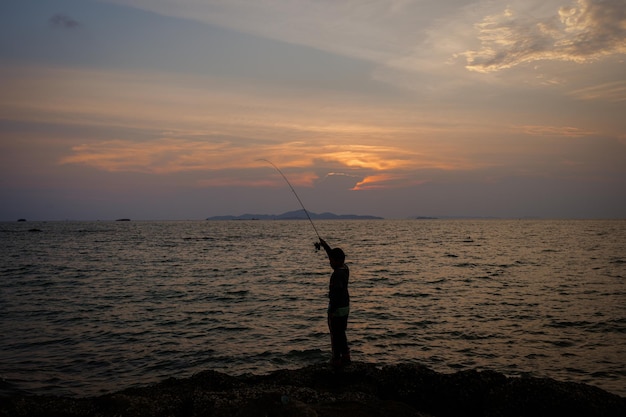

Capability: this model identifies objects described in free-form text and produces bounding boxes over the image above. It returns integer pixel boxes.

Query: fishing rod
[258,159,322,248]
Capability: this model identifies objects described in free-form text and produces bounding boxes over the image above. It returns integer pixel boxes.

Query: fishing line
[258,159,322,242]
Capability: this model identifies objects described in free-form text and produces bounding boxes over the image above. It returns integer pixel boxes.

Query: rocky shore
[1,362,624,417]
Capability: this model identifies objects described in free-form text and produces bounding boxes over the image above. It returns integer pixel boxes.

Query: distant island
[207,209,383,221]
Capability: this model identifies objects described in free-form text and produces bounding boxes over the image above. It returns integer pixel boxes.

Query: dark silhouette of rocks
[1,362,624,417]
[207,210,383,221]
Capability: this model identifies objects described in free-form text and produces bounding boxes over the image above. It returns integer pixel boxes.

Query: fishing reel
[314,241,321,251]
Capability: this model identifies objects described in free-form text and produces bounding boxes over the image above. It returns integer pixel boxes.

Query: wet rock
[1,363,623,417]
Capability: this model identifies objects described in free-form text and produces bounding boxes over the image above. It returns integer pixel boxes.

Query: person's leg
[336,316,350,362]
[329,315,350,366]
[328,315,340,364]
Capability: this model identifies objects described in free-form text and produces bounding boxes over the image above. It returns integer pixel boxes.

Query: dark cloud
[463,0,626,72]
[49,14,80,29]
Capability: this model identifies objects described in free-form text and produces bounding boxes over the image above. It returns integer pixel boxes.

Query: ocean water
[0,219,624,398]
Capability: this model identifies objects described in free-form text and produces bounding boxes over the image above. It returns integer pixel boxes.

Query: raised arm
[319,238,332,258]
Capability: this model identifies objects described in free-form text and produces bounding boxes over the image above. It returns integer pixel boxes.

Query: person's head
[329,248,345,268]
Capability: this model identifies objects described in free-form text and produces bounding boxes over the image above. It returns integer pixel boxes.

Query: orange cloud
[316,144,416,171]
[60,136,427,174]
[60,139,244,173]
[352,173,429,190]
[59,134,491,195]
[3,64,511,181]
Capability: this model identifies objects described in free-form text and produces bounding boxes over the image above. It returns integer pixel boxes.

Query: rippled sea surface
[1,219,625,397]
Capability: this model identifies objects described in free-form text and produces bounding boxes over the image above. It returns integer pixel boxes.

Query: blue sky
[1,0,625,220]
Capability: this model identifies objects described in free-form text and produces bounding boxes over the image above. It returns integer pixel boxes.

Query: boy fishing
[318,238,351,367]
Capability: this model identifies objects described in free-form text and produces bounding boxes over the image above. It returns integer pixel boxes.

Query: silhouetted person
[319,238,350,367]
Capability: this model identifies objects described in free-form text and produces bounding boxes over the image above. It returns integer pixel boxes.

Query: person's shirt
[328,265,350,316]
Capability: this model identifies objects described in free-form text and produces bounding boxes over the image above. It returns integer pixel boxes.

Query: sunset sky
[1,0,625,220]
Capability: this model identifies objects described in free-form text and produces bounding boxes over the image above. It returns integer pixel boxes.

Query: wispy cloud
[49,14,80,29]
[461,0,626,72]
[569,80,626,102]
[58,135,494,193]
[59,139,419,175]
[59,138,237,174]
[100,1,625,75]
[515,124,598,137]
